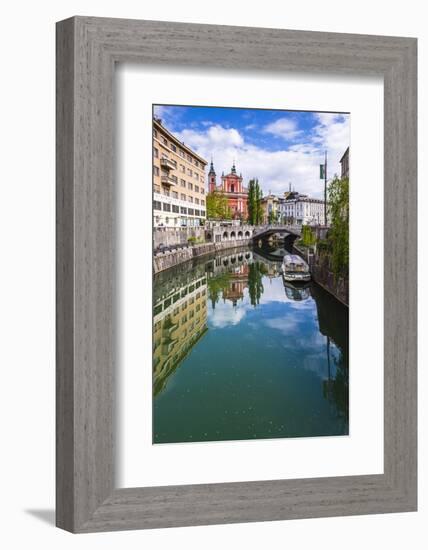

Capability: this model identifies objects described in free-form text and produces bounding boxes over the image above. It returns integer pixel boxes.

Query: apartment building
[153,117,208,227]
[340,147,350,179]
[279,193,326,226]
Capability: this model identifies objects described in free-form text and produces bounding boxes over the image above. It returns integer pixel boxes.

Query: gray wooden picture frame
[56,16,417,533]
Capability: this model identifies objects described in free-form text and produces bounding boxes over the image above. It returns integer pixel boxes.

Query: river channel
[153,243,349,444]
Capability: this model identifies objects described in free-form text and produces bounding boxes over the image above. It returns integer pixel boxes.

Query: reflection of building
[208,160,249,219]
[153,274,208,395]
[340,147,350,179]
[208,250,253,276]
[153,117,208,227]
[222,264,250,306]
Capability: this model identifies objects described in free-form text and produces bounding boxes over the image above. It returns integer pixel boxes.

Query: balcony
[160,157,176,170]
[161,175,178,187]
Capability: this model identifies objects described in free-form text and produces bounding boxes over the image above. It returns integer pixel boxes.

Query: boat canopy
[283,255,309,272]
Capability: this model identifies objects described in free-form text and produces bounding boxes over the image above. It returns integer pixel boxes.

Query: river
[153,243,349,444]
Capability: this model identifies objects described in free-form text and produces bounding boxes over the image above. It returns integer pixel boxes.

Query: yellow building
[153,274,208,396]
[153,118,208,227]
[261,194,280,224]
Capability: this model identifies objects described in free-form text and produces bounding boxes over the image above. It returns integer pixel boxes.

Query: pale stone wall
[153,239,253,274]
[154,226,206,249]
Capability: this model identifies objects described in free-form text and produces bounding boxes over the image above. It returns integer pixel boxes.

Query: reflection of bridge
[253,225,302,239]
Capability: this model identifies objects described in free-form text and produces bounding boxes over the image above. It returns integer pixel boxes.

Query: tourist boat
[283,280,311,301]
[281,254,311,282]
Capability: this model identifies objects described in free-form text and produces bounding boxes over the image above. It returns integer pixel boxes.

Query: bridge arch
[222,231,228,241]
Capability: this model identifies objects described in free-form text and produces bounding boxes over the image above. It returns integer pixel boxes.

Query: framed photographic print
[56,17,417,532]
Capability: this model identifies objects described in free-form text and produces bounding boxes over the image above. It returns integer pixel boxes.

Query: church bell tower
[208,159,217,193]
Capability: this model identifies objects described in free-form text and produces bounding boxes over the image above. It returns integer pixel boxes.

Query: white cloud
[172,114,349,199]
[209,302,249,328]
[263,117,302,140]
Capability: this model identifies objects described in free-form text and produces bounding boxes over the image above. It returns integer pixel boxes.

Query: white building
[279,193,327,226]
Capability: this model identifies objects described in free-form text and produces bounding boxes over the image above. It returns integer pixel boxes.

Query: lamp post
[324,151,327,226]
[320,151,328,226]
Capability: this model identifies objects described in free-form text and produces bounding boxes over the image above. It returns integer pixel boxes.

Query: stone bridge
[206,223,254,243]
[205,223,302,244]
[252,224,302,239]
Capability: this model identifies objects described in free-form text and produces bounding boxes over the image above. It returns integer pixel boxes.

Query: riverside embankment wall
[293,244,348,306]
[154,238,252,274]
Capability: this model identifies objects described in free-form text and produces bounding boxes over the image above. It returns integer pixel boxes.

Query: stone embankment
[154,238,252,274]
[154,226,205,249]
[293,244,348,306]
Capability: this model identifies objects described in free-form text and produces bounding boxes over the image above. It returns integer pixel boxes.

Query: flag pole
[324,150,327,226]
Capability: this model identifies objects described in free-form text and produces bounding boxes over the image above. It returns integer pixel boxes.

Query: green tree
[301,225,316,246]
[268,209,279,225]
[256,181,263,225]
[207,272,231,309]
[206,190,232,220]
[248,261,265,306]
[247,179,255,224]
[327,176,349,278]
[247,178,263,225]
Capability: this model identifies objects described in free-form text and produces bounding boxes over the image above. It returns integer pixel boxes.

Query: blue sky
[154,104,349,198]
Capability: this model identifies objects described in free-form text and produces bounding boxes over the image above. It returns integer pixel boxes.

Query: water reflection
[153,246,349,443]
[153,274,208,396]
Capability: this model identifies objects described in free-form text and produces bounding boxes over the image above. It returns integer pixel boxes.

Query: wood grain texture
[56,16,417,533]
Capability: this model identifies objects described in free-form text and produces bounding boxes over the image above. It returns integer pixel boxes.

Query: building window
[172,205,179,213]
[153,166,159,176]
[180,164,185,173]
[153,147,158,158]
[181,193,186,201]
[201,188,205,195]
[154,185,160,193]
[163,203,171,212]
[187,168,193,177]
[179,150,185,158]
[153,128,157,138]
[187,154,192,163]
[195,173,199,180]
[161,136,167,145]
[194,160,199,167]
[195,209,200,216]
[153,200,162,210]
[201,200,205,206]
[188,208,194,215]
[180,179,186,187]
[188,182,193,191]
[195,198,199,205]
[170,143,177,152]
[180,207,187,214]
[172,191,178,199]
[188,196,193,203]
[195,185,199,193]
[200,210,205,217]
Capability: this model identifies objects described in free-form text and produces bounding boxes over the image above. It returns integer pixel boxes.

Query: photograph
[152,105,350,444]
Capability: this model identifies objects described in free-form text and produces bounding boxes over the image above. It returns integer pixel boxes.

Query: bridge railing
[253,224,302,236]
